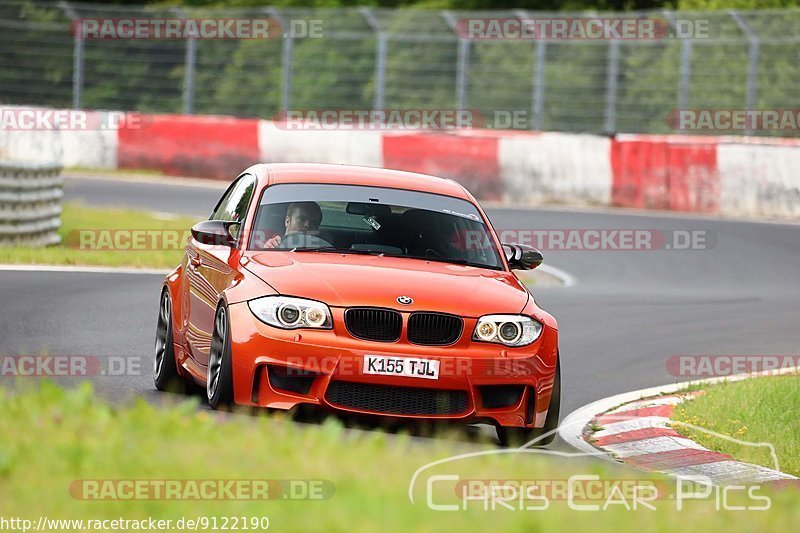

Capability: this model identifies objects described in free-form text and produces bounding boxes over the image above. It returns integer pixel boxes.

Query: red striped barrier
[117,114,259,180]
[611,136,719,213]
[7,108,797,218]
[382,132,502,201]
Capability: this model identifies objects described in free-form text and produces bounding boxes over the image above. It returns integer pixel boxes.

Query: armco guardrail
[0,161,63,247]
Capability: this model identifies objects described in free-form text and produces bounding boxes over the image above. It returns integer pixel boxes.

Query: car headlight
[472,315,542,347]
[248,296,333,330]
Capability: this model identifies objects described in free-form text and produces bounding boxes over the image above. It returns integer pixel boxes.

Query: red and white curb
[559,368,800,487]
[588,393,798,485]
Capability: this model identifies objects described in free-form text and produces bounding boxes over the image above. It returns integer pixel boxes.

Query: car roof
[260,163,473,201]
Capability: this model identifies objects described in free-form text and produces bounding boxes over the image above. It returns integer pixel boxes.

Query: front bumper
[228,302,559,429]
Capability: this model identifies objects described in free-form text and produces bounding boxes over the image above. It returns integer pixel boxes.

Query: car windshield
[247,183,504,270]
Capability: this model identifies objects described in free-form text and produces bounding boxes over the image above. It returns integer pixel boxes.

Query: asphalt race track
[2,175,799,444]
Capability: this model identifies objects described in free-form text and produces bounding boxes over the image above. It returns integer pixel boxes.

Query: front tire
[207,304,234,409]
[154,289,182,392]
[497,357,561,447]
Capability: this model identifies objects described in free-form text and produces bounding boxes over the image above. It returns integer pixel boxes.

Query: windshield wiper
[384,254,501,270]
[289,247,384,256]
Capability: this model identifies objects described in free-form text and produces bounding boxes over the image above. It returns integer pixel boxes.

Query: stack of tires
[0,161,63,247]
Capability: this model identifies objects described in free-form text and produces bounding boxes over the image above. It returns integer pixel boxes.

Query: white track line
[0,264,168,275]
[63,171,227,189]
[482,200,800,227]
[536,263,577,287]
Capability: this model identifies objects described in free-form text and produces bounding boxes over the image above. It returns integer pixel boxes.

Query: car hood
[244,252,529,317]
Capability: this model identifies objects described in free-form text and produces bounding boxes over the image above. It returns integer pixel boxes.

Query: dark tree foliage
[59,0,800,11]
[57,0,680,11]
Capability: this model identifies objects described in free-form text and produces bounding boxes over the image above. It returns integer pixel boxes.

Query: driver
[263,201,323,248]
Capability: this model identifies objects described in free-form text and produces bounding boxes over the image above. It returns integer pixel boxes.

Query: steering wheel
[281,232,333,249]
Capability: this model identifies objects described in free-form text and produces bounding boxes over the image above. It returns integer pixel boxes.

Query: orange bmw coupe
[155,163,560,445]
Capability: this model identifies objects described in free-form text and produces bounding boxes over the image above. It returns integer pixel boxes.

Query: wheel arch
[162,264,184,342]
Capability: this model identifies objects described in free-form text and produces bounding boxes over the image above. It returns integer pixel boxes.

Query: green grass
[1,383,799,531]
[673,375,800,476]
[66,167,167,177]
[0,203,199,269]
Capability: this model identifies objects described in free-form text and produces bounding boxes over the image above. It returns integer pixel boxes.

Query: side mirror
[502,243,543,270]
[191,220,240,247]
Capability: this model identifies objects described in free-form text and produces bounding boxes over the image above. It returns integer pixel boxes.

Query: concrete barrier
[718,140,800,218]
[499,132,612,205]
[258,121,383,167]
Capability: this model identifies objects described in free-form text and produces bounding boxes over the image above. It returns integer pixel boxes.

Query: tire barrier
[0,161,63,247]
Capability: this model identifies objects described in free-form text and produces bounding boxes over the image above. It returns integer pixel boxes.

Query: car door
[185,174,257,366]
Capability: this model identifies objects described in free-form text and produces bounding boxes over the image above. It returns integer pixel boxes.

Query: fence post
[268,8,292,112]
[281,38,294,112]
[59,1,83,109]
[730,10,760,136]
[174,8,195,114]
[532,40,547,131]
[183,37,196,114]
[514,10,545,131]
[664,11,693,126]
[678,39,692,113]
[374,35,387,110]
[359,8,386,110]
[455,40,470,110]
[442,11,469,110]
[603,40,620,134]
[73,28,85,110]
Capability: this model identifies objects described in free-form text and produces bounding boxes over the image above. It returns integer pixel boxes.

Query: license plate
[363,355,439,380]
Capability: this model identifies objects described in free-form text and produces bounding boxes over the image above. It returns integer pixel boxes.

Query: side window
[211,174,257,238]
[210,184,237,221]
